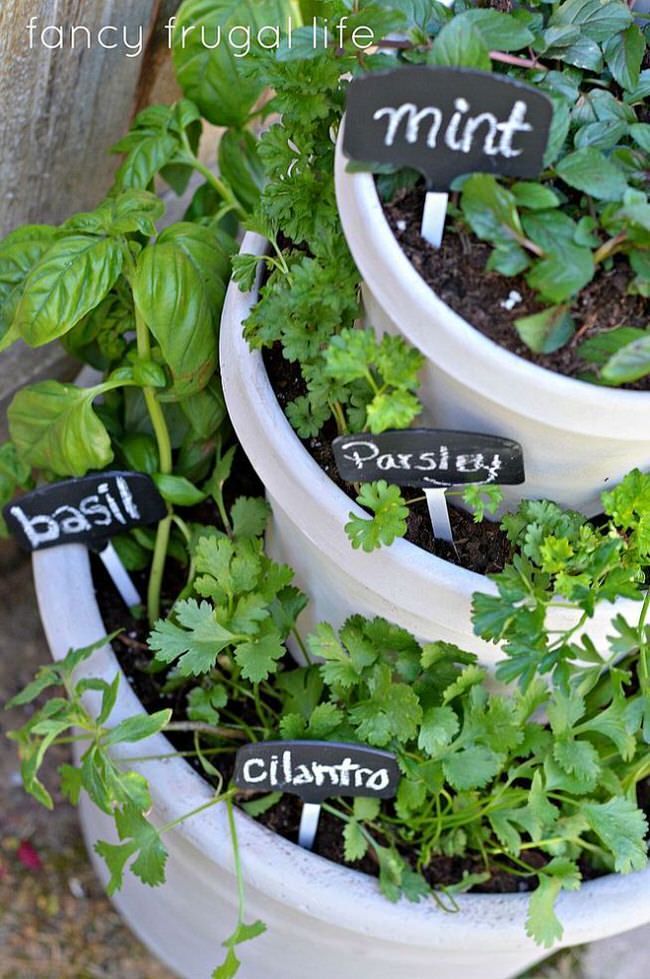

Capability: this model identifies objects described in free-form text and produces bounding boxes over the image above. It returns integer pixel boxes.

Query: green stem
[179,136,247,221]
[132,303,173,625]
[158,788,233,836]
[227,794,246,924]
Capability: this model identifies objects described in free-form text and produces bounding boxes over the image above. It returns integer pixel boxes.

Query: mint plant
[372,1,649,382]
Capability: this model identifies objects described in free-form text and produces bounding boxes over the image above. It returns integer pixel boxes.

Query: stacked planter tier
[334,128,650,518]
[220,234,642,667]
[32,542,650,979]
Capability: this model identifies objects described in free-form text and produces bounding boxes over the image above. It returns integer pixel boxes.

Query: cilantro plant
[8,477,649,959]
[5,487,305,979]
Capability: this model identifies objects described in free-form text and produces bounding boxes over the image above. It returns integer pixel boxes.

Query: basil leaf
[179,379,226,439]
[13,235,124,347]
[152,473,205,506]
[218,129,265,212]
[173,0,300,127]
[0,226,57,350]
[0,225,57,303]
[114,133,179,191]
[158,223,230,305]
[133,240,218,398]
[7,381,113,476]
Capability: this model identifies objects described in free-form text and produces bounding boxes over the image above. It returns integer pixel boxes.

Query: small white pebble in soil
[396,220,407,232]
[68,877,86,899]
[500,290,523,311]
[9,769,23,787]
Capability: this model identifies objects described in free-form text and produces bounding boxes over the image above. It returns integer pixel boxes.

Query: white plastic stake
[298,802,322,851]
[424,488,454,543]
[421,191,449,247]
[98,541,141,610]
[420,0,454,246]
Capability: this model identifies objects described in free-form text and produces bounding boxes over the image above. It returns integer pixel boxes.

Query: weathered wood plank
[0,0,182,440]
[0,0,179,234]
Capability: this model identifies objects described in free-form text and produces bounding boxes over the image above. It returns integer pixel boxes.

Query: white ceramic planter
[220,234,642,669]
[32,543,650,979]
[334,128,650,517]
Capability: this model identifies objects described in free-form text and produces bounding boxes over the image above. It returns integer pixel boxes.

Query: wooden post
[0,0,180,438]
[0,0,181,233]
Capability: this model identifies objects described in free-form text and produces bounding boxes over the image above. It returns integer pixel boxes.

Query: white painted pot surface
[334,128,650,517]
[220,234,642,668]
[32,543,650,979]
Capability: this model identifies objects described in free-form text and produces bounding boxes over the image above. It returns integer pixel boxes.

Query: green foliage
[149,508,306,683]
[7,473,650,958]
[172,0,301,127]
[229,35,427,456]
[366,3,650,382]
[0,139,234,621]
[298,608,649,947]
[473,470,650,690]
[345,481,409,551]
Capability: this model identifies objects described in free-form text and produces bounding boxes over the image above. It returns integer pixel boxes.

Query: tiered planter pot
[220,234,642,668]
[334,129,650,517]
[32,542,650,979]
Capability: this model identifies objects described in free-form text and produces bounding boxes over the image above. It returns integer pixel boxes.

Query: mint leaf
[601,335,650,385]
[515,306,575,354]
[556,148,628,202]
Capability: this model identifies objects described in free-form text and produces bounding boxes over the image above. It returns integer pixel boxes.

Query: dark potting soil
[263,342,513,575]
[91,555,645,898]
[383,187,650,391]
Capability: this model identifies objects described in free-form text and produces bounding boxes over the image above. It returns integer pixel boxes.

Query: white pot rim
[334,122,650,438]
[221,233,641,648]
[225,236,499,608]
[32,542,650,950]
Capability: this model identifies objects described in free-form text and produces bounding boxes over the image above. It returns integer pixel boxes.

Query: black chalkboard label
[332,430,524,488]
[234,741,400,805]
[4,471,167,552]
[344,66,553,190]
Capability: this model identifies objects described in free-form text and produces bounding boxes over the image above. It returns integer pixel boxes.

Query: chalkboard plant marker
[343,34,552,249]
[332,429,524,549]
[3,471,166,611]
[234,740,400,852]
